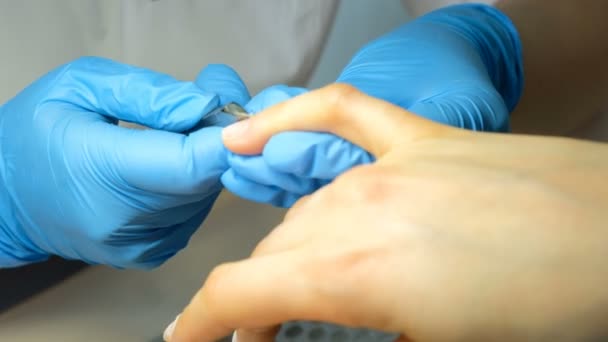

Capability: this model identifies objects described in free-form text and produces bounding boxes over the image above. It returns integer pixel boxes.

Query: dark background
[0,257,87,312]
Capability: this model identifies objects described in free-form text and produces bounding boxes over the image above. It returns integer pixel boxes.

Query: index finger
[44,57,219,132]
[222,83,449,158]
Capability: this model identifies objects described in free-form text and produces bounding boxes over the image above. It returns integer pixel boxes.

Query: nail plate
[222,120,250,140]
[163,314,180,341]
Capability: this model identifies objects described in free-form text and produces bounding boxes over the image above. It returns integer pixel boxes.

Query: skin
[165,85,608,341]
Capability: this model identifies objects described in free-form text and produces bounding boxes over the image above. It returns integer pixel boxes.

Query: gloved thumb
[86,123,227,196]
[194,64,250,106]
[221,84,450,159]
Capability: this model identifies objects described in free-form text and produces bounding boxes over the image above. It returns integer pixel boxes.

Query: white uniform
[0,0,501,103]
[0,0,339,103]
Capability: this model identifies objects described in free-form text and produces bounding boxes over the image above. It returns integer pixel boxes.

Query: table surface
[0,192,285,342]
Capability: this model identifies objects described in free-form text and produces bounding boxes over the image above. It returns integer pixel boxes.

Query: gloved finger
[222,84,450,158]
[81,118,228,195]
[221,169,301,208]
[130,196,220,269]
[104,195,218,244]
[262,131,374,179]
[227,153,322,194]
[45,56,219,132]
[105,199,217,270]
[408,83,510,132]
[283,194,314,222]
[195,64,250,106]
[245,85,308,114]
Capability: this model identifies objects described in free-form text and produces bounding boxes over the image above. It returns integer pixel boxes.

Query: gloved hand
[222,3,523,207]
[222,85,374,206]
[0,57,249,269]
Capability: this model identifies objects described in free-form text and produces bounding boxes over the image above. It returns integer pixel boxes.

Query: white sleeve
[0,0,339,104]
[121,0,339,94]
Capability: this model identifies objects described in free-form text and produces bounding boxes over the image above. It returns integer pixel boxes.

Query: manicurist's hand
[0,57,249,269]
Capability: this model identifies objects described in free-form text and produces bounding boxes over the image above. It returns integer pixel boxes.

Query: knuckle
[334,165,398,204]
[321,249,379,280]
[65,56,106,72]
[48,56,112,92]
[303,249,387,324]
[252,211,306,257]
[250,230,279,257]
[263,84,292,95]
[284,194,313,220]
[258,85,292,101]
[325,83,360,104]
[322,83,361,126]
[200,263,233,314]
[254,85,305,108]
[69,56,95,67]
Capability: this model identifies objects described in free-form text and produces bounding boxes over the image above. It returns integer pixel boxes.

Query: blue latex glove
[0,57,249,269]
[222,4,523,208]
[222,85,374,206]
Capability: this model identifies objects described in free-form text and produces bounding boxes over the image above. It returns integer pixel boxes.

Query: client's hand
[166,85,608,342]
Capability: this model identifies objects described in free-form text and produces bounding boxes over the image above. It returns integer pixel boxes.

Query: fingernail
[163,314,180,341]
[231,331,238,342]
[222,120,250,140]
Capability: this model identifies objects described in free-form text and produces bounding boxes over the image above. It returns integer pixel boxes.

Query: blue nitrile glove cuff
[420,4,524,112]
[0,228,48,268]
[0,182,48,267]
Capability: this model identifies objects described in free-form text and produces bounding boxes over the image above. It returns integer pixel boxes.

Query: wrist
[0,196,48,268]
